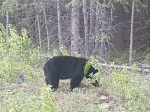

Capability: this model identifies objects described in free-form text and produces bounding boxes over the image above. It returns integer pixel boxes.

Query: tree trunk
[89,0,95,36]
[89,0,96,55]
[36,15,42,48]
[93,0,107,59]
[43,7,50,52]
[34,0,42,48]
[148,0,150,30]
[71,0,80,56]
[94,0,99,55]
[100,0,107,59]
[57,0,63,47]
[148,0,150,43]
[83,0,89,58]
[129,1,135,66]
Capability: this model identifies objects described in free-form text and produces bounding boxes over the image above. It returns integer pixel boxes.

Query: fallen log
[99,63,150,73]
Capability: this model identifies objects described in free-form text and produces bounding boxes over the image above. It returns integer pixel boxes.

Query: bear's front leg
[70,74,84,90]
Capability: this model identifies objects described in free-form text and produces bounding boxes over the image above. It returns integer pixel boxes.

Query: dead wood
[99,63,150,73]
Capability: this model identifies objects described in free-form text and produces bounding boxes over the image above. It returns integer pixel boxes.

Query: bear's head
[85,65,99,87]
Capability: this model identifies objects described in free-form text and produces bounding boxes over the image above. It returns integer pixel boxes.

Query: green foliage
[100,67,150,111]
[111,68,137,98]
[111,68,143,101]
[59,45,69,56]
[0,0,18,15]
[50,46,69,58]
[0,58,32,82]
[51,46,81,57]
[51,49,59,57]
[114,58,124,65]
[41,84,56,112]
[131,50,136,59]
[1,86,40,112]
[112,68,130,86]
[84,59,91,75]
[144,53,150,63]
[95,106,109,112]
[89,56,102,71]
[74,52,81,57]
[0,24,41,82]
[84,56,102,84]
[0,84,56,112]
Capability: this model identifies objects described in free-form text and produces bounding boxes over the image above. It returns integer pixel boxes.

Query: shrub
[40,84,57,112]
[0,24,41,82]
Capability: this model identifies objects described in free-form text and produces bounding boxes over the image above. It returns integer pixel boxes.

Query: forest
[0,0,150,112]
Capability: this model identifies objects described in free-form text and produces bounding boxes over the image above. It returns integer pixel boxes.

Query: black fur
[44,56,98,90]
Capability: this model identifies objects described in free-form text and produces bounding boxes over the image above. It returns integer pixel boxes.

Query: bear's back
[45,56,87,79]
[51,56,87,69]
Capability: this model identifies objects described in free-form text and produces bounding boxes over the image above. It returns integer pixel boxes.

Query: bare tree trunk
[57,0,63,47]
[100,33,106,59]
[107,3,114,58]
[71,0,80,56]
[94,0,100,55]
[34,0,42,48]
[129,1,135,66]
[43,7,50,52]
[93,0,107,59]
[100,0,107,59]
[89,0,95,36]
[6,0,9,42]
[148,0,150,31]
[36,15,42,48]
[89,0,96,55]
[83,0,89,58]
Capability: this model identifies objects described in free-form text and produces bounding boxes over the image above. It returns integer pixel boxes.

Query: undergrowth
[0,83,56,112]
[0,23,149,112]
[0,23,42,83]
[100,68,150,111]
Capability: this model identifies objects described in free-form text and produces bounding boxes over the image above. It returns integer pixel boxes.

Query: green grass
[0,66,150,112]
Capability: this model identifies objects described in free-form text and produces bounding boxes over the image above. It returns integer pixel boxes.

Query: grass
[0,66,150,112]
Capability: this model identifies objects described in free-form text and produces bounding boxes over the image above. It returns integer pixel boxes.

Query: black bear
[44,56,99,90]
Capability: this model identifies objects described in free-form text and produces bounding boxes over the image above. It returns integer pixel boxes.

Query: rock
[100,95,109,100]
[100,103,110,109]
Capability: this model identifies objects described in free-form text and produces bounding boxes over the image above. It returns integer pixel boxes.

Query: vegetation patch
[0,25,149,112]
